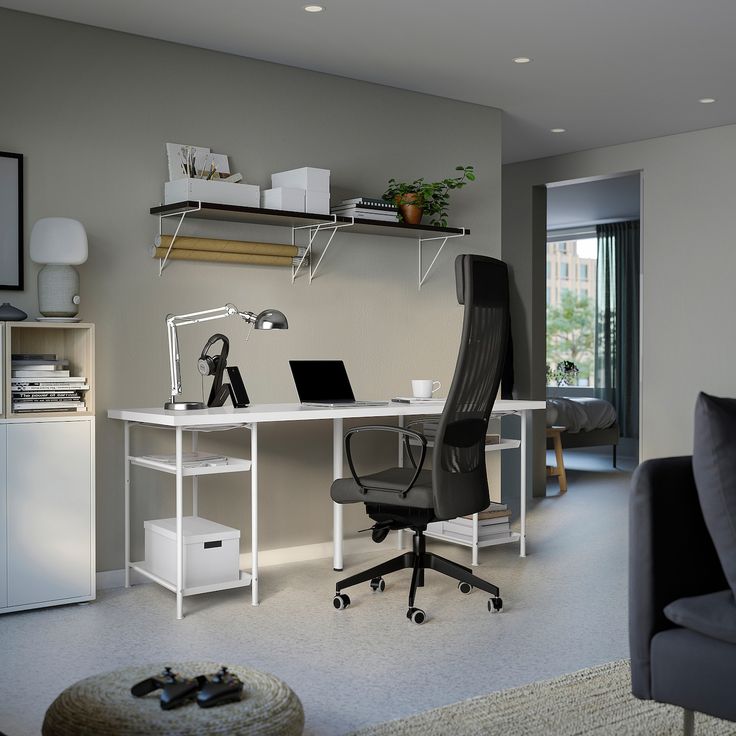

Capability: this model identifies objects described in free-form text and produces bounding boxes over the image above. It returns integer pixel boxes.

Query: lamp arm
[166,303,258,400]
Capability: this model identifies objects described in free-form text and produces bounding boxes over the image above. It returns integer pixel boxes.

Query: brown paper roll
[155,235,298,257]
[152,247,294,267]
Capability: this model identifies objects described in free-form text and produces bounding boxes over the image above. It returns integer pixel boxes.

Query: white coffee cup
[412,379,441,399]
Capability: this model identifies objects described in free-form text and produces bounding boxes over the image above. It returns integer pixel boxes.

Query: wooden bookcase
[4,322,95,418]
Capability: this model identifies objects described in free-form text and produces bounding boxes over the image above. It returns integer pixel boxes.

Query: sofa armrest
[629,456,727,699]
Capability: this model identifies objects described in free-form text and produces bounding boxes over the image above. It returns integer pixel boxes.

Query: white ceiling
[3,0,736,162]
[547,174,640,230]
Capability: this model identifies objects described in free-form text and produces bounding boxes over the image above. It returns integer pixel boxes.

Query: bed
[546,397,620,466]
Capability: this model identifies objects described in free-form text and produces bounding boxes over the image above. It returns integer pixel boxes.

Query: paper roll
[152,246,296,267]
[155,234,298,257]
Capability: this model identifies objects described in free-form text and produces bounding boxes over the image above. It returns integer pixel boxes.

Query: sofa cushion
[664,589,736,644]
[692,392,736,595]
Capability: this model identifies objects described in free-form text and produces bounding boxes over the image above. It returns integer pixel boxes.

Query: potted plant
[382,165,475,227]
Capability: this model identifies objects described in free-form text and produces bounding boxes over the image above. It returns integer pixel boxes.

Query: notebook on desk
[289,360,388,407]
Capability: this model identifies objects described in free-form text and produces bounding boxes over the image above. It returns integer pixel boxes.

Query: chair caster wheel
[407,607,426,624]
[488,597,503,613]
[333,593,351,610]
[370,577,386,592]
[458,581,473,594]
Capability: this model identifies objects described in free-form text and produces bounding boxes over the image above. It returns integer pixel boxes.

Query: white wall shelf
[151,200,469,288]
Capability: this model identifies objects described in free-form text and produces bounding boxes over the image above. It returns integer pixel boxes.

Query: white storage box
[261,186,305,212]
[144,516,240,589]
[164,178,260,208]
[305,190,330,215]
[271,167,330,193]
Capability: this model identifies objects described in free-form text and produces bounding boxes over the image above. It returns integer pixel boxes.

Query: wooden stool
[546,426,567,493]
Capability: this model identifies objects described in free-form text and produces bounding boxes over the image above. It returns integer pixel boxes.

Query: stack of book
[331,197,399,222]
[442,503,511,540]
[11,353,89,413]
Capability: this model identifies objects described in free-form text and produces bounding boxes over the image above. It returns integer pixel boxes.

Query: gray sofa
[629,456,736,733]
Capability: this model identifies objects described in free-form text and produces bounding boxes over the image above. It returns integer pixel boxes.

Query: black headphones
[197,334,229,377]
[197,334,231,407]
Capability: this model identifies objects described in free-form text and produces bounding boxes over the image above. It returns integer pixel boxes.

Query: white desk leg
[251,424,259,605]
[472,512,479,566]
[124,421,131,588]
[175,426,184,619]
[333,417,344,571]
[191,431,198,518]
[397,415,404,550]
[520,411,527,558]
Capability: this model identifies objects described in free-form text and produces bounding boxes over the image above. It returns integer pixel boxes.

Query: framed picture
[0,151,23,290]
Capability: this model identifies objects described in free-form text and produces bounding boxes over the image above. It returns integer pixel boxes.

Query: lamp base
[164,400,207,411]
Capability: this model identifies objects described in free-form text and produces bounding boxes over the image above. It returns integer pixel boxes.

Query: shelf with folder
[151,200,469,287]
[129,453,252,477]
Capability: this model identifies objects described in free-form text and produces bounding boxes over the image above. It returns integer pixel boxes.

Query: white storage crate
[271,167,330,193]
[261,186,305,212]
[144,516,240,588]
[305,190,330,215]
[164,178,260,207]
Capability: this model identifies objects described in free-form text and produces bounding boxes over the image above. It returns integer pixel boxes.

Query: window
[546,237,598,387]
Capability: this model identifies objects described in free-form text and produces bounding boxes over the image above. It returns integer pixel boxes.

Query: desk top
[108,400,546,427]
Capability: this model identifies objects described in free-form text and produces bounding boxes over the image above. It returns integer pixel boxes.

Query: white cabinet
[0,321,95,615]
[6,421,93,608]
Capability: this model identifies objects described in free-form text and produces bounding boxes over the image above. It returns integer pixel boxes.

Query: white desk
[109,400,544,618]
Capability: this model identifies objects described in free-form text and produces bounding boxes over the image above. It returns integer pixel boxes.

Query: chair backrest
[432,254,510,519]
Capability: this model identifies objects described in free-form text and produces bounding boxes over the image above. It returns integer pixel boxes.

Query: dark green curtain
[595,221,640,438]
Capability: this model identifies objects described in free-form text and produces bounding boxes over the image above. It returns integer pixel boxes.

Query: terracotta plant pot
[395,193,424,225]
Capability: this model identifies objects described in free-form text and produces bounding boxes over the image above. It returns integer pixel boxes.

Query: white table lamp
[30,217,88,317]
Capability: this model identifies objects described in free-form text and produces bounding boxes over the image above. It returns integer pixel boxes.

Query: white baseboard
[96,534,382,590]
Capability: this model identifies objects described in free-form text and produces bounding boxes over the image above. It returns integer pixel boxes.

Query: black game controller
[131,667,207,710]
[196,667,244,708]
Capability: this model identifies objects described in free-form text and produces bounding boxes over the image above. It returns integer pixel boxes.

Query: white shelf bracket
[291,216,354,283]
[418,228,467,289]
[157,201,202,275]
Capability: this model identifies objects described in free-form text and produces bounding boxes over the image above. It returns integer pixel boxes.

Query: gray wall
[503,123,736,474]
[0,10,502,572]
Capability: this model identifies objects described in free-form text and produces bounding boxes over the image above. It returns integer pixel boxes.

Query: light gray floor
[0,450,633,736]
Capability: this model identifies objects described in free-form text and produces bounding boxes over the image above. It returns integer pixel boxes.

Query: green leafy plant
[546,361,580,387]
[382,165,475,227]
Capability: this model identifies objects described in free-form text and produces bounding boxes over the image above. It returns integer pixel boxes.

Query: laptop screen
[289,360,356,403]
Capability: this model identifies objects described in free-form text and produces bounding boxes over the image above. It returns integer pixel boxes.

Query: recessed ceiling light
[699,97,716,104]
[512,57,532,64]
[550,128,566,134]
[303,4,325,12]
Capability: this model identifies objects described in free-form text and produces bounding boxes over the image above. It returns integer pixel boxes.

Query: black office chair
[330,254,510,623]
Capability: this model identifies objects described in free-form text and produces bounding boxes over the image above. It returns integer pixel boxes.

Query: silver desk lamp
[165,303,288,411]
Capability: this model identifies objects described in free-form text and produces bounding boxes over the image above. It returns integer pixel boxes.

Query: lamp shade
[254,309,288,330]
[30,218,88,265]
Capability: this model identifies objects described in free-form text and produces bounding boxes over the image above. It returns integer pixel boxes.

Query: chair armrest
[344,425,428,498]
[629,456,727,699]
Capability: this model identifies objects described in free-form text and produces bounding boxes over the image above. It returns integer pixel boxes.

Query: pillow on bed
[692,392,736,595]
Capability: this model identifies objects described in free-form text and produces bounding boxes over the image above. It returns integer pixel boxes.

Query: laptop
[289,360,388,407]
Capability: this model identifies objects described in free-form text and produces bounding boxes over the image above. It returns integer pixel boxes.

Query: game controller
[196,666,244,708]
[131,667,207,710]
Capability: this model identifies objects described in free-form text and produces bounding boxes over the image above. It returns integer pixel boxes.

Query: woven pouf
[42,662,304,736]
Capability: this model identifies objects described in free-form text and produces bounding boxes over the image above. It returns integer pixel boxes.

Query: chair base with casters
[332,514,503,624]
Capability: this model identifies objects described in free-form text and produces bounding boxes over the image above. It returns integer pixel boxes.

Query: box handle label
[204,540,223,549]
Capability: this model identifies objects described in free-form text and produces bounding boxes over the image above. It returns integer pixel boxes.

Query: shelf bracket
[291,216,354,284]
[157,201,202,275]
[418,228,467,289]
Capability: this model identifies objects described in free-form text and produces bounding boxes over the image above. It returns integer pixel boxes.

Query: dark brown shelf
[150,201,469,238]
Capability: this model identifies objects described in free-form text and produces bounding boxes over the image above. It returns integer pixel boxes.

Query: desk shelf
[151,200,469,288]
[129,454,251,476]
[130,562,252,597]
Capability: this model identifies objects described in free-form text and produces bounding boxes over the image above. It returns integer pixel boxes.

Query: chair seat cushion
[664,589,736,644]
[331,468,434,509]
[692,392,736,596]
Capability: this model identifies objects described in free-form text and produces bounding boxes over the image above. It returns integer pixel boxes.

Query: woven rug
[349,660,734,736]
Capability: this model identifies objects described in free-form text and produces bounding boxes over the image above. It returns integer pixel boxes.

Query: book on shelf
[12,400,85,411]
[13,369,71,377]
[449,515,510,529]
[331,208,398,221]
[337,197,397,210]
[12,376,87,383]
[442,521,512,538]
